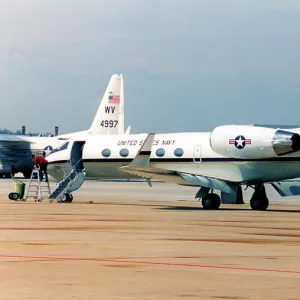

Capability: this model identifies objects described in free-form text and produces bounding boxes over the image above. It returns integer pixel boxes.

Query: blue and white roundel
[229,136,251,149]
[38,145,53,156]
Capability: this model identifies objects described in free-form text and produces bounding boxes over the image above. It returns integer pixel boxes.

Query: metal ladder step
[23,168,51,201]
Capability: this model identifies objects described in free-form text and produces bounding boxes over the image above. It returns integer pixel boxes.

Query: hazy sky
[1,0,300,134]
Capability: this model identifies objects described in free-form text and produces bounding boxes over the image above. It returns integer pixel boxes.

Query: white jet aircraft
[0,73,126,178]
[46,124,300,210]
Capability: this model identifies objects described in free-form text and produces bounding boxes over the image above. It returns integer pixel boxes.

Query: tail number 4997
[100,120,118,128]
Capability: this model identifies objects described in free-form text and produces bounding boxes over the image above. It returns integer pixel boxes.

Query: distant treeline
[0,128,39,136]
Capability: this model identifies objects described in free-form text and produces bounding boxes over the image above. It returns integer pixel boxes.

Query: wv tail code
[105,106,116,114]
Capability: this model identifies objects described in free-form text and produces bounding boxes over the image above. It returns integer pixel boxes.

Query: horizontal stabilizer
[271,181,300,197]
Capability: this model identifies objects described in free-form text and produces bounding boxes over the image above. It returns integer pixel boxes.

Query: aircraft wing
[122,133,300,201]
[253,124,300,129]
[120,133,234,194]
[122,166,234,194]
[178,173,234,193]
[271,181,300,197]
[0,134,27,142]
[0,134,31,149]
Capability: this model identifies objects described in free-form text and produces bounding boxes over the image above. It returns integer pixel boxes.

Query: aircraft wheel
[250,184,269,211]
[250,196,269,211]
[202,193,221,210]
[60,193,73,203]
[66,193,73,203]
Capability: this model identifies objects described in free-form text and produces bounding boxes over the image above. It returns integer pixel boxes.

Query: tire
[202,196,212,209]
[68,194,73,203]
[260,198,269,211]
[211,193,221,209]
[250,197,269,211]
[202,193,221,210]
[60,193,72,203]
[60,194,67,203]
[8,192,14,200]
[12,193,19,201]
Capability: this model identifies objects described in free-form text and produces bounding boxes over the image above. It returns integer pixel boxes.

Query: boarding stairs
[24,168,51,201]
[47,159,86,202]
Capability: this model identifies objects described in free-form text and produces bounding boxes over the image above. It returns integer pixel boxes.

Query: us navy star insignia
[229,135,251,149]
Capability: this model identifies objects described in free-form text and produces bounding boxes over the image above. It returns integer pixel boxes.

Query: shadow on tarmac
[157,205,300,213]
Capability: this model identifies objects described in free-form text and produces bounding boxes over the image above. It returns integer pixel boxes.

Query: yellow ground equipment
[8,177,26,201]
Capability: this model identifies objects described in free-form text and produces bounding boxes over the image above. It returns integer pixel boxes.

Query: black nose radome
[291,133,300,152]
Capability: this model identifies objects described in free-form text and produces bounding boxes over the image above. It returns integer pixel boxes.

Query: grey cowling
[272,130,300,156]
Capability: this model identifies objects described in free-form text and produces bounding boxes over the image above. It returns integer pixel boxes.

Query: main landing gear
[249,184,269,211]
[201,193,221,210]
[199,184,269,211]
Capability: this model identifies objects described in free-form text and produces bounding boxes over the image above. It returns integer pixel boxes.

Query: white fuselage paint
[46,132,300,184]
[20,132,94,156]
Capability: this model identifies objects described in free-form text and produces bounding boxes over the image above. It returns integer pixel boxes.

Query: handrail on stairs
[61,158,84,179]
[49,159,86,199]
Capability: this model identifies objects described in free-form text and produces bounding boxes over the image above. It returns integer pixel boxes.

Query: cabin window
[174,148,184,157]
[102,148,111,158]
[120,148,129,157]
[156,148,165,157]
[57,142,69,152]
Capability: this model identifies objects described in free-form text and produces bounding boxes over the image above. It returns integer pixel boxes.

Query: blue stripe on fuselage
[47,157,300,165]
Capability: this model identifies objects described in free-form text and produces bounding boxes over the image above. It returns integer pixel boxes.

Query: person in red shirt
[32,152,49,182]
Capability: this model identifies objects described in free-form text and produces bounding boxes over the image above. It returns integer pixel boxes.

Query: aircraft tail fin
[125,126,131,135]
[88,74,124,135]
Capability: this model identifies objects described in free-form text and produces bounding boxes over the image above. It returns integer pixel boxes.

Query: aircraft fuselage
[47,132,300,184]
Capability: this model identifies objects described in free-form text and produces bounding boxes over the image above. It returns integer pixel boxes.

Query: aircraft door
[70,141,86,170]
[193,145,202,163]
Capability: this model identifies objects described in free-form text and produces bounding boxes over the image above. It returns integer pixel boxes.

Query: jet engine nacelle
[210,125,300,159]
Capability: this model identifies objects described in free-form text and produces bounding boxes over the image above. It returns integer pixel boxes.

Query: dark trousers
[39,163,48,182]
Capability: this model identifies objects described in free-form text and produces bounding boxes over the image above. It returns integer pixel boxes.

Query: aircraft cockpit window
[102,148,111,158]
[57,142,69,152]
[156,148,165,157]
[120,148,129,157]
[174,148,184,157]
